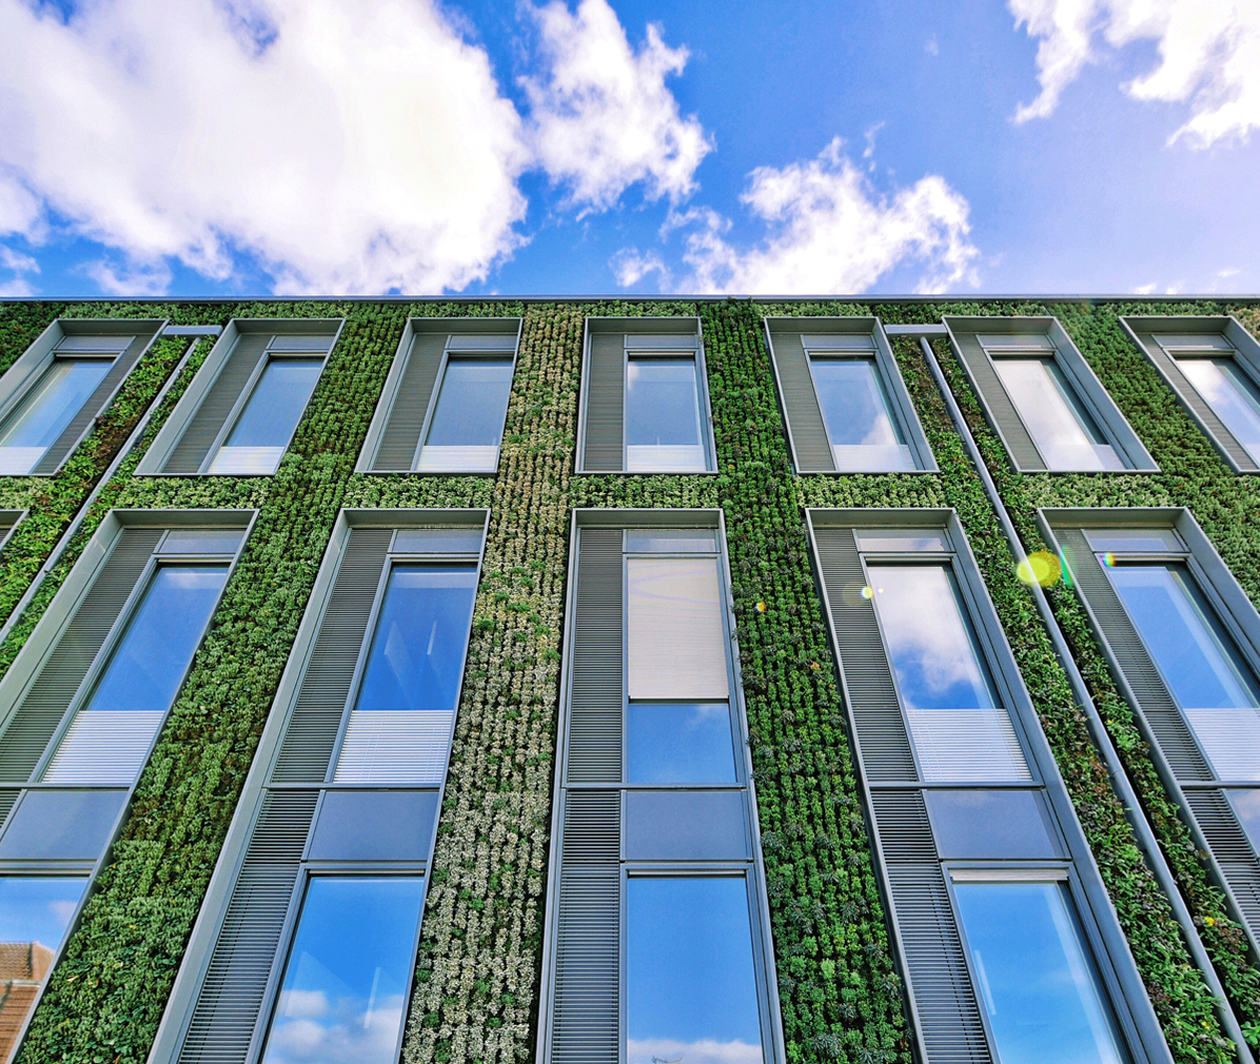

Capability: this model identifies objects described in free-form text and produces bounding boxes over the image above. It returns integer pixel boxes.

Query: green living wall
[0,297,1254,1064]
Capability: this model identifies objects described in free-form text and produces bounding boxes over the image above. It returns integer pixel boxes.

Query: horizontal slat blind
[581,333,623,471]
[178,790,317,1064]
[770,331,833,471]
[567,529,622,783]
[271,529,391,783]
[905,708,1031,782]
[332,709,454,783]
[626,557,727,700]
[0,528,161,783]
[42,709,164,784]
[163,333,268,474]
[952,335,1044,470]
[813,526,916,780]
[374,332,444,470]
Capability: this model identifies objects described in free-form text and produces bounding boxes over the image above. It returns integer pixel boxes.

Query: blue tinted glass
[0,360,111,473]
[811,357,906,447]
[1229,790,1260,856]
[992,358,1120,469]
[1178,358,1260,462]
[223,357,322,449]
[626,877,764,1064]
[424,358,513,446]
[954,881,1128,1064]
[869,564,1000,710]
[260,877,424,1064]
[0,876,87,958]
[626,703,736,783]
[354,565,477,711]
[1107,563,1260,709]
[625,358,701,447]
[0,790,127,861]
[86,565,227,712]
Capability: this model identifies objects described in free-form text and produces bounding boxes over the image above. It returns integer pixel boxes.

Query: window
[578,318,717,473]
[538,513,781,1064]
[1122,316,1260,472]
[764,317,935,472]
[0,514,247,1059]
[359,319,519,473]
[0,320,162,476]
[0,512,21,552]
[1043,509,1260,954]
[807,510,1162,1063]
[154,513,485,1064]
[137,321,339,476]
[944,317,1155,472]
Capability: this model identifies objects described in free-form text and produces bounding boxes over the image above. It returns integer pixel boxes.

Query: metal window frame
[576,318,719,474]
[135,319,344,477]
[763,316,937,474]
[0,509,26,552]
[357,317,522,474]
[943,316,1158,473]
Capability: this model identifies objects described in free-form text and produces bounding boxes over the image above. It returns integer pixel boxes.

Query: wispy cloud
[1010,0,1260,147]
[0,243,39,296]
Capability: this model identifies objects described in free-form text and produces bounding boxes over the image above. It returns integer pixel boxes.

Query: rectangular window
[944,318,1154,472]
[810,356,915,470]
[1174,357,1260,464]
[414,356,514,471]
[206,357,324,474]
[624,355,708,471]
[0,359,112,474]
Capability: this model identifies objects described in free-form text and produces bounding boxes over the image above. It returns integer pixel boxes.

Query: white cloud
[0,243,39,297]
[83,257,173,297]
[627,1037,763,1064]
[522,0,712,211]
[0,0,530,294]
[631,138,978,295]
[1010,0,1260,147]
[609,247,667,287]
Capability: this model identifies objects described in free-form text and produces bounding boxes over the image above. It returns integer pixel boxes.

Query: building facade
[0,297,1256,1064]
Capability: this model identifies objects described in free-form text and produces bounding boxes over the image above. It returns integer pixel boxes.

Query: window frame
[763,316,936,473]
[943,316,1157,473]
[1120,315,1260,473]
[0,509,26,552]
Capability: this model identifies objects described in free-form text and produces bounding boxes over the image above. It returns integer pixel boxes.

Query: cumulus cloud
[0,244,38,296]
[618,138,978,294]
[1010,0,1260,147]
[0,0,530,294]
[522,0,712,211]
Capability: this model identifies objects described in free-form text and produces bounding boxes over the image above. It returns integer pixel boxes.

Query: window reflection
[626,877,764,1064]
[416,357,513,471]
[810,357,914,471]
[1177,357,1260,463]
[208,357,323,474]
[953,880,1128,1064]
[0,359,111,474]
[626,703,737,783]
[625,357,708,471]
[259,877,424,1064]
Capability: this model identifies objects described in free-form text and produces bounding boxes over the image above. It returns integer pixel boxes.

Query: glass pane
[0,359,111,474]
[1177,357,1260,462]
[810,357,914,471]
[625,357,707,471]
[308,791,439,862]
[623,529,717,554]
[626,877,764,1064]
[626,703,737,783]
[624,792,749,860]
[1228,789,1260,857]
[0,790,127,861]
[421,357,513,448]
[1083,529,1182,554]
[954,881,1128,1064]
[85,565,228,713]
[259,877,424,1064]
[209,357,322,473]
[0,875,87,1062]
[925,790,1062,859]
[354,565,477,711]
[855,529,949,553]
[992,358,1122,469]
[868,564,1000,710]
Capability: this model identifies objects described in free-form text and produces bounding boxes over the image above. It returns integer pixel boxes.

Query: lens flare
[1016,550,1063,588]
[860,585,875,599]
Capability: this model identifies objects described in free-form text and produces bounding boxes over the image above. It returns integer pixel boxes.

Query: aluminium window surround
[943,317,1156,472]
[807,509,1170,1064]
[0,319,162,476]
[537,512,783,1064]
[358,317,520,473]
[1121,316,1260,472]
[0,511,249,1064]
[577,318,717,473]
[1041,508,1260,956]
[151,510,486,1064]
[764,316,935,472]
[136,319,341,476]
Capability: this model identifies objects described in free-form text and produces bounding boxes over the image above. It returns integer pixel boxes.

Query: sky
[0,0,1257,299]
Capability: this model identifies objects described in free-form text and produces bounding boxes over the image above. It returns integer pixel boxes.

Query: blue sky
[0,0,1257,298]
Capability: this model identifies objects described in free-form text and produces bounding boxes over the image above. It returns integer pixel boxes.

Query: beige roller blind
[626,557,728,700]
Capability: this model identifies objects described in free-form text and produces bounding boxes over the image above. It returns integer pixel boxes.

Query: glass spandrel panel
[1106,562,1260,780]
[207,357,323,474]
[415,357,513,471]
[810,357,914,471]
[953,881,1129,1064]
[626,557,729,701]
[1177,357,1260,463]
[625,357,707,471]
[626,877,764,1064]
[0,359,111,474]
[992,357,1123,470]
[353,565,478,711]
[0,876,87,1064]
[84,565,227,713]
[258,876,424,1064]
[0,790,127,861]
[626,702,737,783]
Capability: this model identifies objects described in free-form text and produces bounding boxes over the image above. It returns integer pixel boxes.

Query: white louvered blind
[626,557,728,700]
[332,709,455,784]
[42,710,164,785]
